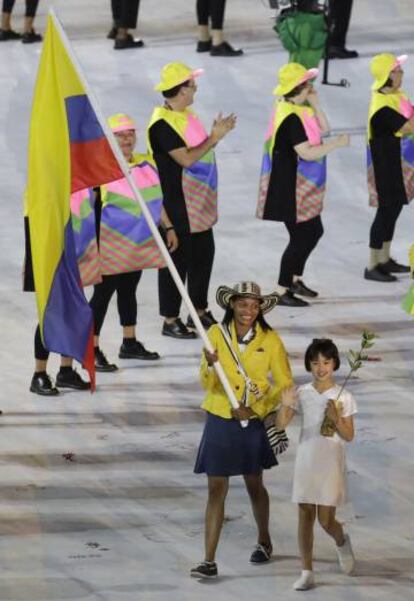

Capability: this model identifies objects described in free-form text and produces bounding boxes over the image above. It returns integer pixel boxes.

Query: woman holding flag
[256,63,349,307]
[190,281,293,579]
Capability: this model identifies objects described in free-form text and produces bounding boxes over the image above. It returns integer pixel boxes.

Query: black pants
[2,0,38,17]
[278,216,324,288]
[111,0,140,29]
[330,0,353,48]
[196,0,227,29]
[369,204,404,250]
[34,324,49,361]
[159,229,215,318]
[89,271,142,336]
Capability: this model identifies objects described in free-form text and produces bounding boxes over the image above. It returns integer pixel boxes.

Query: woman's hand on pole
[204,348,218,366]
[231,405,253,421]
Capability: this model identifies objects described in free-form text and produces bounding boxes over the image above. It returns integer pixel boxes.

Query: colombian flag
[26,12,123,389]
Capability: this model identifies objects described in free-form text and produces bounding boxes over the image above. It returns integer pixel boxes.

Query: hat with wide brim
[108,113,136,133]
[155,62,204,92]
[216,282,279,315]
[273,63,319,96]
[370,53,407,90]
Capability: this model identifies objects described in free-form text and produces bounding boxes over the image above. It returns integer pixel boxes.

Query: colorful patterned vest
[367,91,414,207]
[147,106,218,232]
[71,153,165,286]
[256,101,326,223]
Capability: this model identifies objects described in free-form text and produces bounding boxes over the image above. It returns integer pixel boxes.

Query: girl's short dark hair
[304,338,340,371]
[222,297,272,331]
[284,81,308,100]
[162,80,191,98]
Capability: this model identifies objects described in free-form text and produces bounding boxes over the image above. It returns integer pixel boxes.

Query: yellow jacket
[200,322,293,419]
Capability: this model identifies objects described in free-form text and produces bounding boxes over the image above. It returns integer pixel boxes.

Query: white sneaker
[336,533,355,574]
[293,570,315,591]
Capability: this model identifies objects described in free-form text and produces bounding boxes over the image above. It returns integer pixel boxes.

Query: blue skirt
[194,412,277,476]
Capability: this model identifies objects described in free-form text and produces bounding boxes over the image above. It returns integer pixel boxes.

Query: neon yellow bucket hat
[155,62,204,92]
[108,113,136,132]
[370,53,407,91]
[273,63,319,96]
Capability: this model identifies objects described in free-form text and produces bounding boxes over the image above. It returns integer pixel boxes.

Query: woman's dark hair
[379,76,393,90]
[284,81,308,100]
[162,80,192,98]
[304,338,340,371]
[222,296,272,331]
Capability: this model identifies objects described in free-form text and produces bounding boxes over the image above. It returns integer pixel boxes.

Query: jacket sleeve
[199,326,220,391]
[269,335,294,405]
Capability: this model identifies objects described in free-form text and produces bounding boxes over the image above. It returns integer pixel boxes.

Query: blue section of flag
[65,95,104,143]
[43,222,92,359]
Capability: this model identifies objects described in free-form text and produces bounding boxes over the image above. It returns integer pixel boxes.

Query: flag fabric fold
[26,13,123,389]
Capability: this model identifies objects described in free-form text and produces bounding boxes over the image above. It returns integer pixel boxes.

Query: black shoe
[210,41,243,57]
[95,347,118,372]
[190,561,218,579]
[197,39,212,52]
[328,46,359,59]
[30,372,59,396]
[162,318,197,339]
[364,266,397,282]
[250,542,273,564]
[277,291,309,307]
[21,29,42,44]
[56,369,91,390]
[107,26,117,39]
[381,258,410,273]
[0,28,22,41]
[114,36,144,49]
[187,310,217,330]
[290,279,318,298]
[119,340,160,360]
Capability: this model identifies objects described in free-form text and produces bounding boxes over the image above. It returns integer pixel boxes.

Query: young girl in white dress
[277,338,357,591]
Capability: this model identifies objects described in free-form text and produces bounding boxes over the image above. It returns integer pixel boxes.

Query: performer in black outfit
[196,0,243,56]
[108,0,144,49]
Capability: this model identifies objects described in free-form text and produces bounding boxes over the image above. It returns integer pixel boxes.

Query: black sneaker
[30,372,59,396]
[187,310,217,330]
[95,347,118,372]
[381,258,410,273]
[21,29,42,44]
[364,266,397,282]
[197,39,212,52]
[56,369,91,390]
[0,28,22,41]
[119,340,160,360]
[190,561,218,579]
[114,36,144,49]
[290,279,318,298]
[327,46,359,59]
[250,542,273,563]
[210,41,243,57]
[278,290,309,307]
[162,318,197,339]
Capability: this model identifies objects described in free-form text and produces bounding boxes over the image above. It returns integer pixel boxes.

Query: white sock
[369,248,380,270]
[277,285,288,295]
[379,241,391,264]
[293,570,315,591]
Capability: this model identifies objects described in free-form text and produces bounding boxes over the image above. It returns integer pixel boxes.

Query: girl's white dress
[292,382,357,507]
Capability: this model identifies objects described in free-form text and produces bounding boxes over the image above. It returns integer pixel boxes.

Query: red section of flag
[70,138,123,193]
[83,322,96,392]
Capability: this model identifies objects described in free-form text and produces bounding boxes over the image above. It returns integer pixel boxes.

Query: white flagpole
[50,9,247,426]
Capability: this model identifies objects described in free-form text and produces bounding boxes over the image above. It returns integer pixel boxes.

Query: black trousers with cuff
[196,0,226,29]
[89,271,142,336]
[2,0,38,17]
[159,229,215,318]
[111,0,140,29]
[278,216,324,288]
[369,203,404,250]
